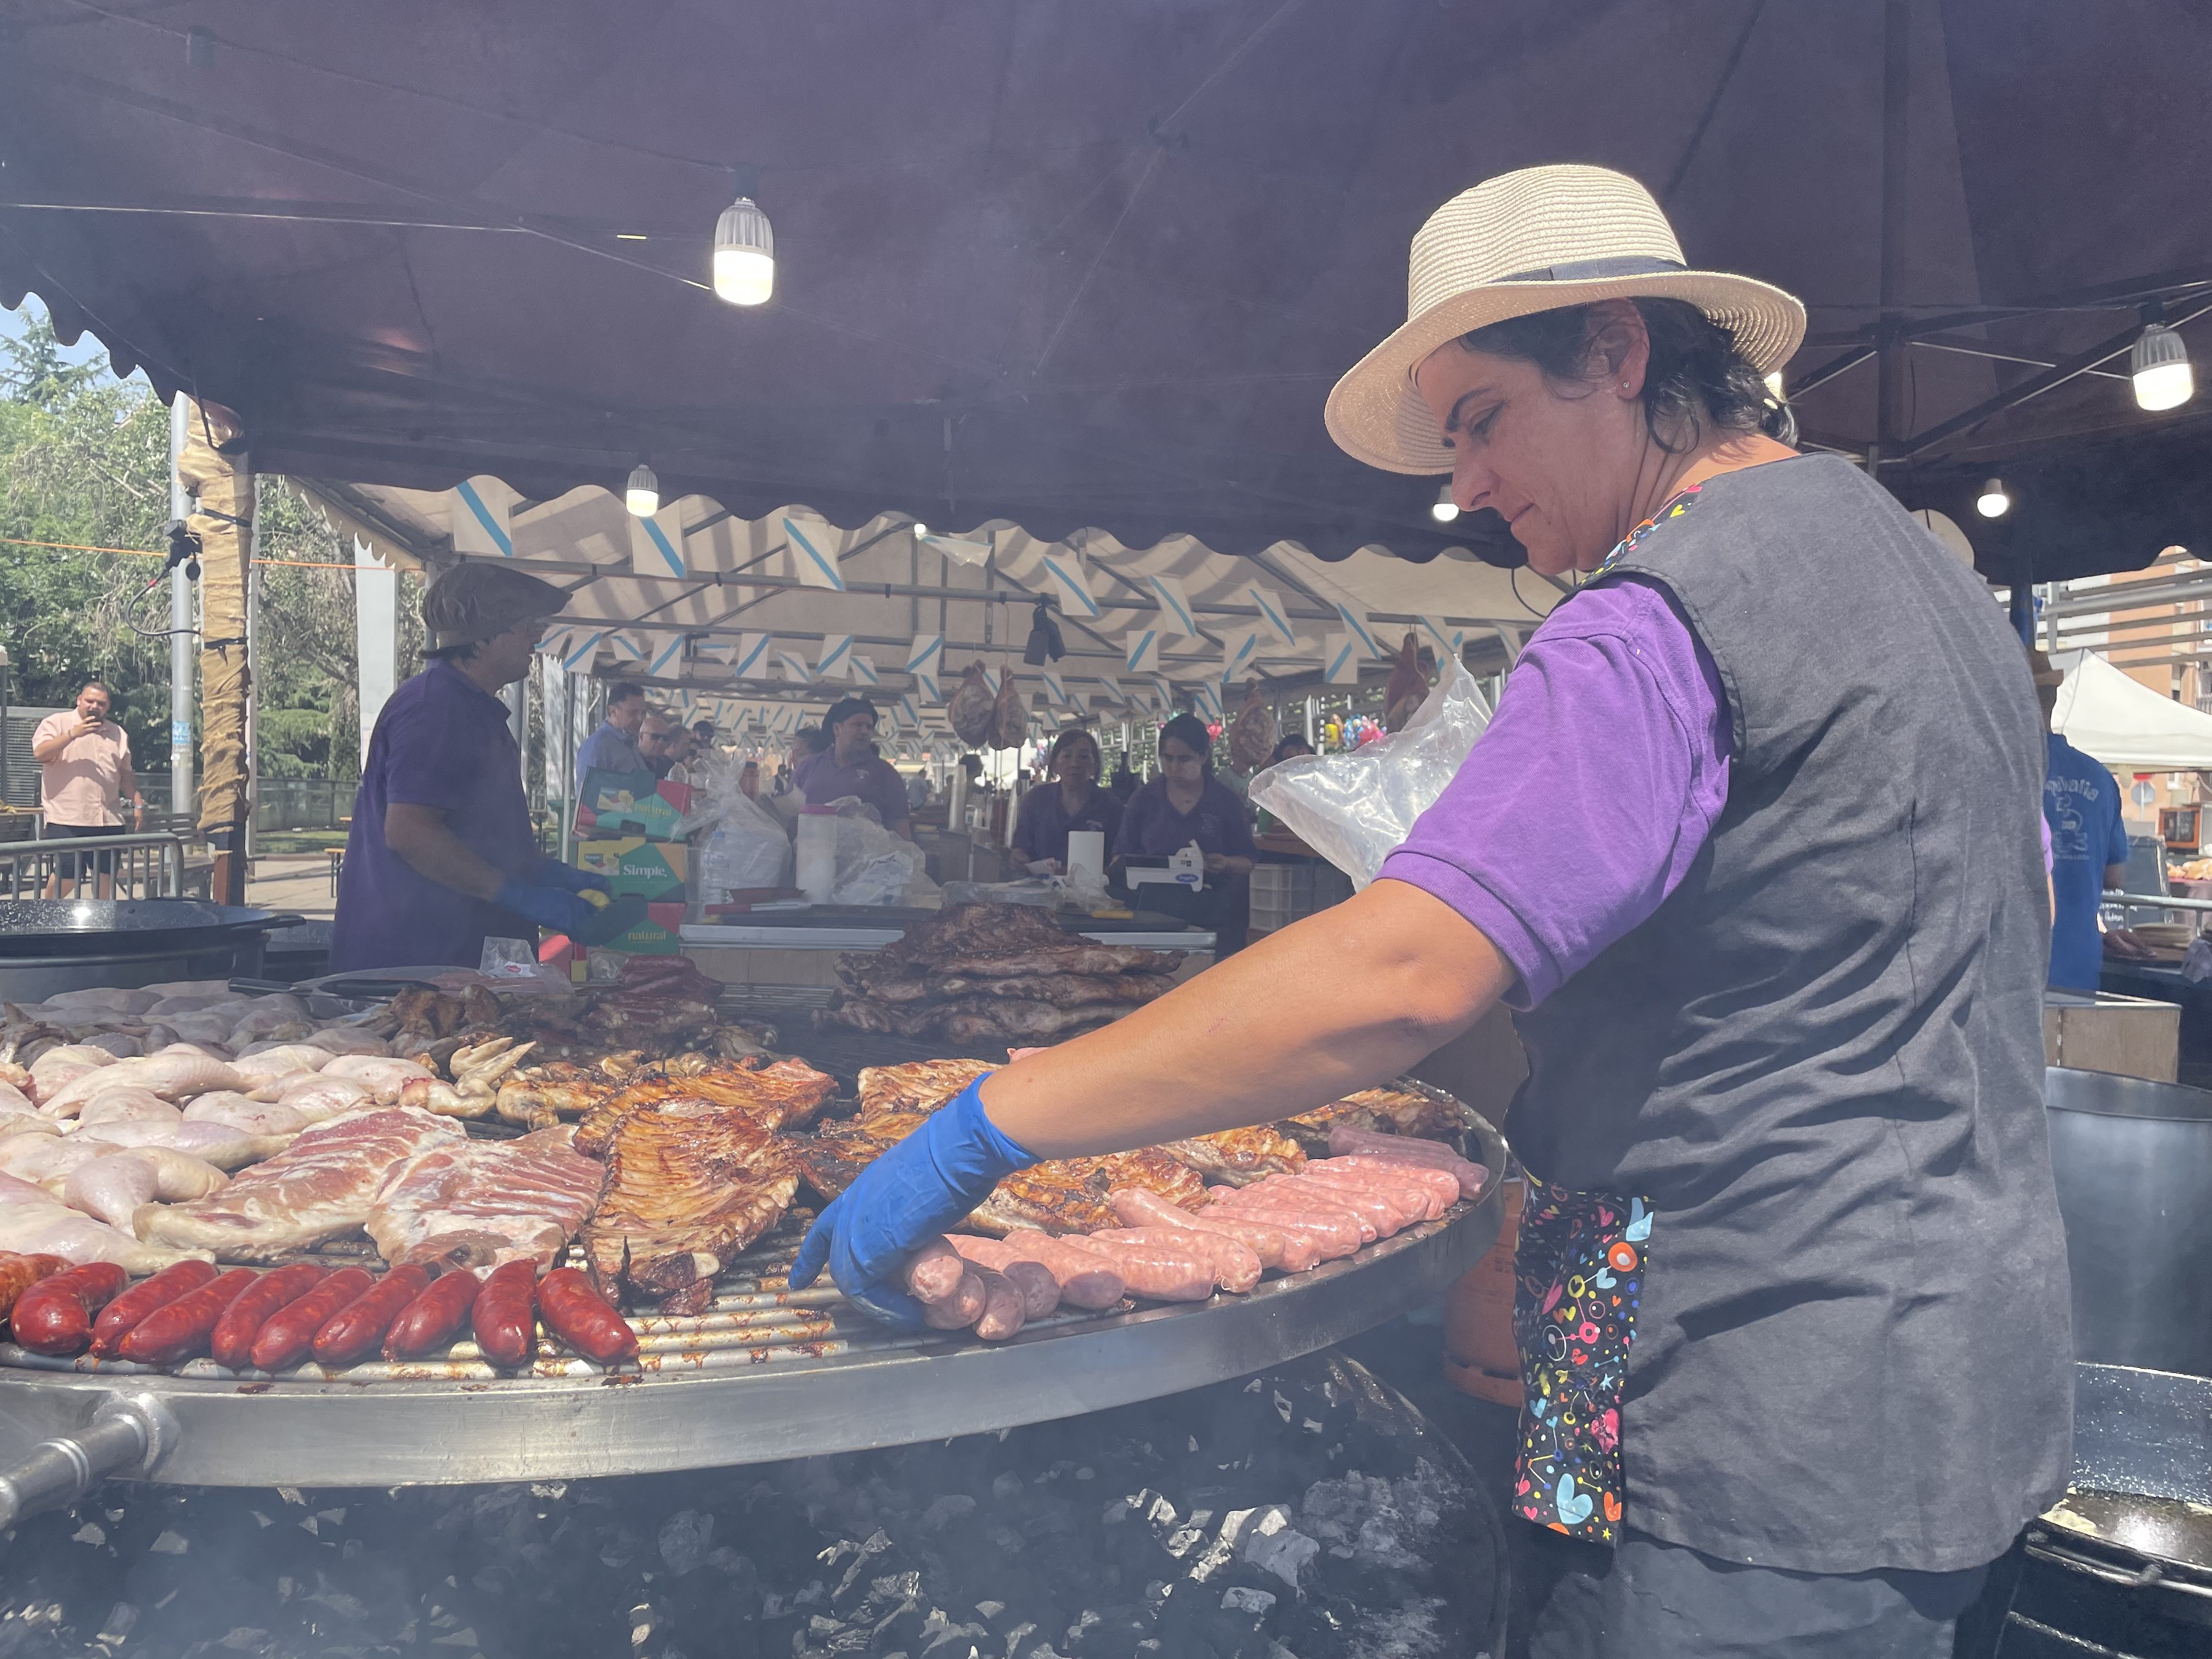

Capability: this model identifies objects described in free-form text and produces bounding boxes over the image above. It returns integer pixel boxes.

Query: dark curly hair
[1458,298,1795,452]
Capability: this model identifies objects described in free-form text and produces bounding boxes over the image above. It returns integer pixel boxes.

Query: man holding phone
[32,681,143,898]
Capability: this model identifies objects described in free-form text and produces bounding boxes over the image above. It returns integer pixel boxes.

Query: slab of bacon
[136,1107,464,1261]
[365,1125,606,1272]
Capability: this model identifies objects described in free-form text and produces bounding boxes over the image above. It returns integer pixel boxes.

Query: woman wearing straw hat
[798,165,2068,1655]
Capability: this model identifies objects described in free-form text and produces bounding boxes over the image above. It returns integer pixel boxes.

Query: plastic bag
[1248,656,1493,889]
[698,790,794,900]
[828,805,935,906]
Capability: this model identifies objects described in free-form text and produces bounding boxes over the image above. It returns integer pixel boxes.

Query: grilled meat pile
[501,1051,831,1131]
[816,905,1184,1042]
[364,1124,606,1273]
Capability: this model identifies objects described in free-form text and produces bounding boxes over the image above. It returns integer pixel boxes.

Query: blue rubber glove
[534,856,612,896]
[791,1075,1038,1326]
[493,876,599,938]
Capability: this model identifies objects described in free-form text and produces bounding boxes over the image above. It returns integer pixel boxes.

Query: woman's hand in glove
[789,1076,1037,1325]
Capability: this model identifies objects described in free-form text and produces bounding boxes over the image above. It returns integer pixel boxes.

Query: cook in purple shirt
[794,696,913,837]
[332,565,610,972]
[1014,730,1125,872]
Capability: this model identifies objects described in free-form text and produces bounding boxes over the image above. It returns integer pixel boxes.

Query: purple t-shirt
[795,749,911,829]
[1378,576,1732,1009]
[1115,776,1257,861]
[1014,782,1125,865]
[331,661,540,972]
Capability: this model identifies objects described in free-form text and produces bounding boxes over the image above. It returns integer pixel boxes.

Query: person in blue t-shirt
[2034,651,2129,990]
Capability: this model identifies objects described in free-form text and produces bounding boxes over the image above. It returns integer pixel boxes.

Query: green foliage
[1,306,426,786]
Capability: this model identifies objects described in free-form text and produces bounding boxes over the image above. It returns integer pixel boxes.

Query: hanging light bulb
[712,182,775,306]
[1430,484,1460,524]
[2131,321,2194,411]
[911,522,930,540]
[1976,477,2010,519]
[625,462,659,518]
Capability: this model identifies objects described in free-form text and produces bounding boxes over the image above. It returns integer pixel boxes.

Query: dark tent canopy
[2,0,2208,580]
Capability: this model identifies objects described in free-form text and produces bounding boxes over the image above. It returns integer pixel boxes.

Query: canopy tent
[2,1,2209,585]
[311,475,1557,741]
[2052,650,2212,773]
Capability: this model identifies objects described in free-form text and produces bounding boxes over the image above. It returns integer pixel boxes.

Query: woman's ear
[1584,300,1649,397]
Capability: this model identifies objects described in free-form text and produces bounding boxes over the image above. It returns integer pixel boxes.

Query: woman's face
[1414,305,1652,578]
[1159,737,1204,783]
[1054,739,1100,786]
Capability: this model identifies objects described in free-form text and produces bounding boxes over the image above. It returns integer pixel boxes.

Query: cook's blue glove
[791,1075,1038,1327]
[534,856,612,896]
[493,876,599,938]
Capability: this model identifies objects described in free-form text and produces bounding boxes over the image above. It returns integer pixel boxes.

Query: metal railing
[0,834,188,901]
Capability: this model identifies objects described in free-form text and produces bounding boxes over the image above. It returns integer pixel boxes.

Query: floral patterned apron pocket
[1510,1182,1652,1544]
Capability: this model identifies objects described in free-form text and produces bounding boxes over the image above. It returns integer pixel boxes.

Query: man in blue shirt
[2035,651,2129,990]
[574,682,647,789]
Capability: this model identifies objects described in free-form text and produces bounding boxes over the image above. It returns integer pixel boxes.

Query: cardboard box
[2043,991,2179,1083]
[577,837,688,902]
[596,901,687,957]
[575,770,693,840]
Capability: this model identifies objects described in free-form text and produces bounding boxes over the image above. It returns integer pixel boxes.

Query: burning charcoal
[920,1493,977,1531]
[657,1510,715,1577]
[915,1606,992,1659]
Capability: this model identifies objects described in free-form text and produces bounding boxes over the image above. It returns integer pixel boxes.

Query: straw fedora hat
[1325,163,1807,475]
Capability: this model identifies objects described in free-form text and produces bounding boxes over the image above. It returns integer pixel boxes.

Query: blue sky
[4,294,137,378]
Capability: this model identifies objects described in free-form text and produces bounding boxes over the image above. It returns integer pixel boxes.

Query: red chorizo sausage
[0,1253,67,1322]
[249,1267,373,1372]
[115,1268,257,1365]
[11,1262,129,1355]
[1088,1226,1263,1294]
[210,1263,325,1370]
[471,1260,538,1368]
[383,1268,482,1360]
[989,1231,1126,1311]
[537,1267,638,1365]
[88,1259,219,1357]
[312,1266,431,1368]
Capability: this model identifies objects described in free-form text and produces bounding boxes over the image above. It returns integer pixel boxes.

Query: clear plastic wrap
[698,791,794,900]
[828,806,940,906]
[1248,657,1493,888]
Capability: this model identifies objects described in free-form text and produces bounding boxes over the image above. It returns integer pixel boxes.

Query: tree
[2,306,426,796]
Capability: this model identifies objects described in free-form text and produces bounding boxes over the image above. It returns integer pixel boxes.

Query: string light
[2131,321,2194,411]
[713,176,775,306]
[1430,485,1460,524]
[625,462,659,518]
[1976,477,2010,519]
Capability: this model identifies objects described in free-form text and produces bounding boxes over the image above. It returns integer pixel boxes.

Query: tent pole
[2009,583,2034,646]
[1869,0,1911,480]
